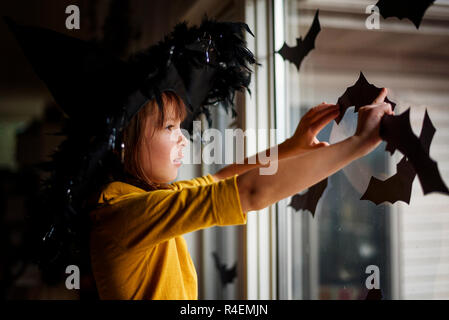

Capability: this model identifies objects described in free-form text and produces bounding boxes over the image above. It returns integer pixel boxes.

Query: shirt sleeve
[90,174,246,252]
[169,174,215,189]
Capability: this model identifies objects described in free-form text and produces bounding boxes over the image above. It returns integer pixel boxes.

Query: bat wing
[212,252,223,270]
[276,10,321,71]
[289,178,328,217]
[420,109,436,154]
[224,264,237,284]
[380,108,449,196]
[376,0,436,29]
[301,10,321,58]
[277,42,300,69]
[415,153,449,196]
[336,72,396,124]
[212,251,237,285]
[361,109,436,205]
[361,156,415,205]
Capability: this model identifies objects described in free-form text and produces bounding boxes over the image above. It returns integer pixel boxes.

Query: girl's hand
[286,102,340,154]
[353,88,395,156]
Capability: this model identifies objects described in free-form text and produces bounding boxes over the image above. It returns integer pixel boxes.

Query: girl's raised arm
[212,102,340,182]
[237,90,393,213]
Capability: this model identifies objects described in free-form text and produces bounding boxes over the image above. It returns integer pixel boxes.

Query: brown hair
[121,91,187,191]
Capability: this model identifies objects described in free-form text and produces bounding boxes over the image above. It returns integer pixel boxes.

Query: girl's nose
[179,131,188,147]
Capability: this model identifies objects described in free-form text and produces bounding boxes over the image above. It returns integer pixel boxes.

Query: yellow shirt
[89,174,246,300]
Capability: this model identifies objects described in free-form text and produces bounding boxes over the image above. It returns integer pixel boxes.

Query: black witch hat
[5,16,257,274]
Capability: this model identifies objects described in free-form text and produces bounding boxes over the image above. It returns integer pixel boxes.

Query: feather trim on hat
[6,16,257,274]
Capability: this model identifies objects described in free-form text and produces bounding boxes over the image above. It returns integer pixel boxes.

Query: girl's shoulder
[94,174,216,207]
[169,174,215,190]
[97,181,147,205]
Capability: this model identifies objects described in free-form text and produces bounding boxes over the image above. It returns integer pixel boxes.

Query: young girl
[6,15,394,300]
[89,88,394,300]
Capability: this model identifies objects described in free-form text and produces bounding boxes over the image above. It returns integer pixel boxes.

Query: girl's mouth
[173,156,183,166]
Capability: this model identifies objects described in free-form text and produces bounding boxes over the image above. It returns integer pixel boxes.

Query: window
[274,0,449,299]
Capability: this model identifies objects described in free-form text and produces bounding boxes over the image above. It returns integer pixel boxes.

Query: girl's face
[139,103,188,184]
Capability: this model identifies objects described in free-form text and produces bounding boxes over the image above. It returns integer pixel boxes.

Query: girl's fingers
[379,102,393,115]
[316,141,329,147]
[305,102,334,116]
[313,103,337,113]
[307,103,338,122]
[372,88,388,104]
[310,107,340,133]
[310,141,330,149]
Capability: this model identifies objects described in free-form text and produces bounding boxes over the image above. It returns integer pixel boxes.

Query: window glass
[277,0,449,299]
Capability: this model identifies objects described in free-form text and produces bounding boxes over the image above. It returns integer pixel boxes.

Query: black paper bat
[276,10,321,71]
[376,0,436,29]
[361,157,416,205]
[379,108,449,196]
[361,109,435,204]
[212,252,237,287]
[289,178,328,217]
[365,288,383,300]
[335,72,396,124]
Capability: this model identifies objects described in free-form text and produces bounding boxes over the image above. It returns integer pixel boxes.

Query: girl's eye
[166,125,174,131]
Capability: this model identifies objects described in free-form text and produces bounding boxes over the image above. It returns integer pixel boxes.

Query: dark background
[0,0,205,300]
